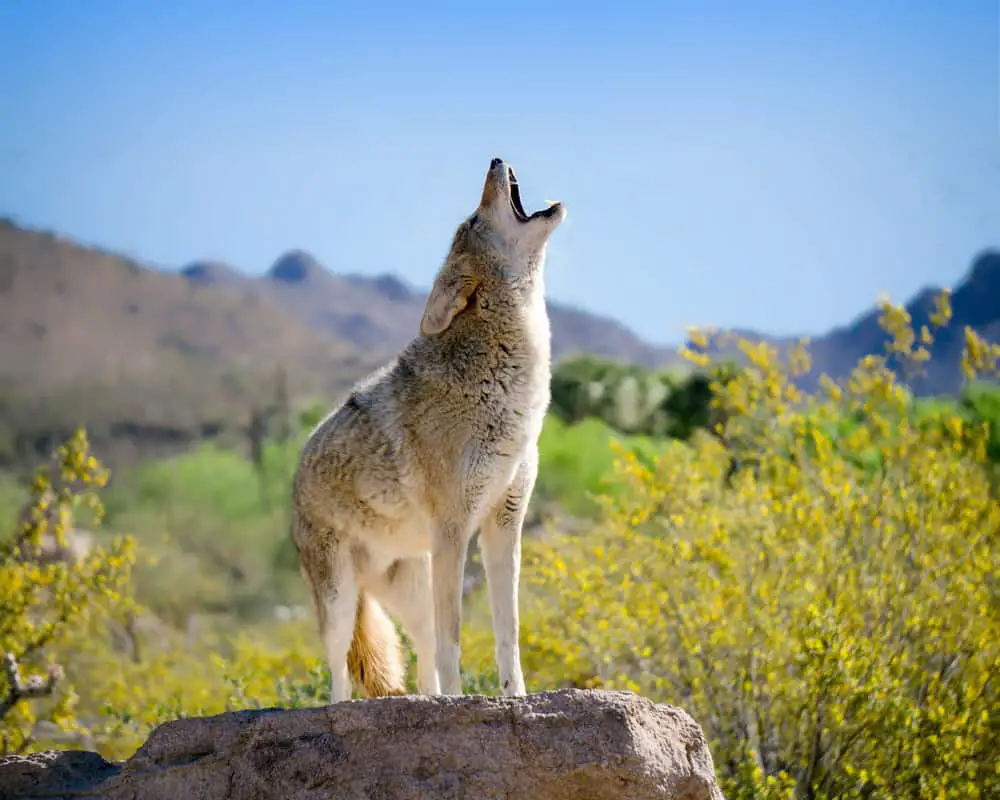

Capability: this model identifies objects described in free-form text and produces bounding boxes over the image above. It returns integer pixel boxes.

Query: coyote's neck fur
[410,267,550,379]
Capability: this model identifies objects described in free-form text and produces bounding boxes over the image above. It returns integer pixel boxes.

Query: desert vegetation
[2,291,998,799]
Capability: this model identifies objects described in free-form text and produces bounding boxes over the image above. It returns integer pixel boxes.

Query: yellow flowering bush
[92,620,326,759]
[0,423,346,759]
[480,292,999,799]
[0,429,135,754]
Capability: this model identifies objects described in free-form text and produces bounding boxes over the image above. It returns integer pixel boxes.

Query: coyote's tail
[347,592,407,698]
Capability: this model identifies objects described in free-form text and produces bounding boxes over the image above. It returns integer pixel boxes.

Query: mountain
[685,249,1000,396]
[0,220,377,468]
[0,219,678,468]
[179,260,244,287]
[201,249,682,367]
[259,249,427,352]
[266,249,327,284]
[802,249,1000,395]
[2,216,994,470]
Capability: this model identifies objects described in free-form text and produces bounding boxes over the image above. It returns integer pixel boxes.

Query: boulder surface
[0,689,725,799]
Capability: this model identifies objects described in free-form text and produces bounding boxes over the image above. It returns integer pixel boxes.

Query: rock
[0,689,725,800]
[0,750,118,799]
[266,250,326,284]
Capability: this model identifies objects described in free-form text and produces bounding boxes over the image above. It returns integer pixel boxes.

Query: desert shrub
[550,353,740,441]
[550,355,671,433]
[959,380,1000,463]
[101,435,307,626]
[0,428,330,759]
[0,429,135,754]
[93,619,326,758]
[483,291,1000,799]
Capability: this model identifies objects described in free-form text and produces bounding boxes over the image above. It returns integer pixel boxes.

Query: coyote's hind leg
[296,517,359,704]
[314,561,359,703]
[370,554,440,695]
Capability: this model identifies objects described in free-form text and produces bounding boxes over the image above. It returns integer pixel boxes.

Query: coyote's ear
[420,271,479,337]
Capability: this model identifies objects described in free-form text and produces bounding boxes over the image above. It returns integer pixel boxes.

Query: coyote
[292,158,566,703]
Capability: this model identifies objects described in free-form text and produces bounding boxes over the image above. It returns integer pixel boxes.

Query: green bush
[549,353,737,440]
[100,436,305,626]
[960,380,1000,463]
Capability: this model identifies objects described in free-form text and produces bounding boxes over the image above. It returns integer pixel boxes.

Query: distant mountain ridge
[179,244,682,367]
[175,242,1000,396]
[0,216,996,468]
[686,249,1000,396]
[805,249,1000,395]
[0,218,678,467]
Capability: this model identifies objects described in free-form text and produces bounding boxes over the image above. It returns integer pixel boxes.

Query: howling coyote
[292,157,566,702]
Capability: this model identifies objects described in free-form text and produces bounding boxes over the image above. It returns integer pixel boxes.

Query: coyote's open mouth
[507,167,561,223]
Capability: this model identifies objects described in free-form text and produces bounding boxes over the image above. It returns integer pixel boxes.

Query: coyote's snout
[292,158,565,702]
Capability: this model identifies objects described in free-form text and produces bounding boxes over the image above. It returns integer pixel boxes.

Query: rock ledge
[1,689,725,799]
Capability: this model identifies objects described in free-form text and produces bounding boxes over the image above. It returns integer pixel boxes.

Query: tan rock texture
[0,689,725,800]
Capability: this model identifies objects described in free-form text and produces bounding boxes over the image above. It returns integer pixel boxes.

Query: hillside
[0,219,678,469]
[0,219,378,468]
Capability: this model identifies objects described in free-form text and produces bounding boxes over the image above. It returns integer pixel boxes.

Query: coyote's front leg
[479,454,536,697]
[432,524,471,695]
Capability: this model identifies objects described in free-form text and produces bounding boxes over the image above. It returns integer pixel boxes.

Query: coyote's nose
[490,157,503,170]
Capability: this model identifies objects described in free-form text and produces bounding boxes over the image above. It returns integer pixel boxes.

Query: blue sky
[1,0,997,345]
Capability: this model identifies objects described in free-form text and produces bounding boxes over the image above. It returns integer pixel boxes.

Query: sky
[1,0,998,346]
